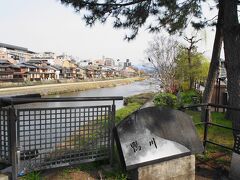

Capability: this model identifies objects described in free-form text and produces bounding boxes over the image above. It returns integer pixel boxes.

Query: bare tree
[146,36,180,93]
[183,35,202,90]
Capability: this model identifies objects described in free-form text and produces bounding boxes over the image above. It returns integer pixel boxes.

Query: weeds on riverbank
[116,93,155,124]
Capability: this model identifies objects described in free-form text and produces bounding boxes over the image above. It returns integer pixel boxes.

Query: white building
[79,59,92,67]
[104,57,115,67]
[31,52,57,65]
[0,43,35,62]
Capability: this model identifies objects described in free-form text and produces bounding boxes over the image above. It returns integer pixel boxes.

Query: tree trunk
[201,0,224,121]
[188,49,194,89]
[223,0,240,137]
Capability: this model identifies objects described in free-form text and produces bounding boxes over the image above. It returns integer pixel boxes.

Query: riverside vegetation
[21,92,232,179]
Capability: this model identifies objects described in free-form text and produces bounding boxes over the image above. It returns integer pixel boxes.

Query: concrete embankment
[0,77,144,96]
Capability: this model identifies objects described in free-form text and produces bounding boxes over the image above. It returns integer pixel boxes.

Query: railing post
[203,106,210,151]
[110,100,116,167]
[8,107,18,180]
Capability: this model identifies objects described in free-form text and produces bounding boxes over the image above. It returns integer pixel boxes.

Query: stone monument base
[0,173,8,180]
[229,152,240,180]
[138,155,195,180]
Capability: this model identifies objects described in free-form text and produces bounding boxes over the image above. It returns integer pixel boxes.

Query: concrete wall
[138,155,195,180]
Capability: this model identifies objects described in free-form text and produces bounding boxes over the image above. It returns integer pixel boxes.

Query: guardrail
[182,103,240,151]
[0,96,123,179]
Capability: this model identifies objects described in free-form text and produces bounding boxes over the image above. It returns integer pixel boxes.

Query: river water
[17,79,160,109]
[13,80,157,168]
[11,79,160,172]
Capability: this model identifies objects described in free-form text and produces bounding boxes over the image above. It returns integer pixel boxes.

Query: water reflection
[16,79,160,110]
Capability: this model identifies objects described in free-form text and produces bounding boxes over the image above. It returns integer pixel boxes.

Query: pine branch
[61,0,149,7]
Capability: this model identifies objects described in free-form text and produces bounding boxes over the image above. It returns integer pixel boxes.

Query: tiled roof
[18,63,38,69]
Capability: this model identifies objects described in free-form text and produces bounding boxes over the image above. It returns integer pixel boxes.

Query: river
[17,79,160,109]
[11,79,159,172]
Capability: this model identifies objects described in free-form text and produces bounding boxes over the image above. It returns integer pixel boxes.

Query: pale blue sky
[0,0,217,64]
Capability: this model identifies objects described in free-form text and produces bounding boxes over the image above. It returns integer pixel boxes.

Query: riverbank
[0,77,145,96]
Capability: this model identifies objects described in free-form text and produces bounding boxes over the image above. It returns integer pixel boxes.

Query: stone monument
[114,107,204,180]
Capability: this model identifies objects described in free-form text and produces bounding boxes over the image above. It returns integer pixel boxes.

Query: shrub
[153,93,177,108]
[181,82,190,91]
[178,90,201,105]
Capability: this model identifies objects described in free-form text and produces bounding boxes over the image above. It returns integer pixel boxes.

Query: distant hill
[133,65,154,73]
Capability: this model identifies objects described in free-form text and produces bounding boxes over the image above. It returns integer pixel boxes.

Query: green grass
[186,110,233,167]
[116,93,155,124]
[20,171,41,180]
[186,110,233,149]
[116,102,141,124]
[124,92,155,105]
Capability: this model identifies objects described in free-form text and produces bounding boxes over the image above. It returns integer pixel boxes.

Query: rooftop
[0,43,35,53]
[0,59,10,64]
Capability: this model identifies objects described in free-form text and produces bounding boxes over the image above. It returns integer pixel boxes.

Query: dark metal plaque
[114,107,204,170]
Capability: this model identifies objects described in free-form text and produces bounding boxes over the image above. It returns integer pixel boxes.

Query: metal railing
[0,108,9,164]
[0,96,123,179]
[182,103,240,152]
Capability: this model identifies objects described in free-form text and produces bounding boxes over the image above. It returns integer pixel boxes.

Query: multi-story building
[0,48,17,64]
[85,64,102,79]
[61,59,78,79]
[27,59,59,80]
[17,62,39,81]
[78,60,92,67]
[93,59,105,66]
[124,59,132,68]
[76,67,86,80]
[101,67,116,78]
[31,52,56,65]
[120,66,137,77]
[0,60,23,81]
[0,42,133,82]
[0,43,35,62]
[0,48,8,59]
[104,57,115,67]
[42,52,56,59]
